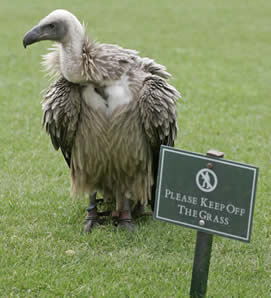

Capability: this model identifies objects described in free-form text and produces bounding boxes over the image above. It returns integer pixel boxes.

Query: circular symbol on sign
[196,168,218,192]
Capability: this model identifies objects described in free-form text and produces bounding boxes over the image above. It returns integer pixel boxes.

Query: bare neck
[59,26,86,83]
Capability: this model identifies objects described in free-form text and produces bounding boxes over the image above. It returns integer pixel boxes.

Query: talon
[118,219,136,232]
[83,209,100,233]
[117,210,136,232]
[84,218,100,233]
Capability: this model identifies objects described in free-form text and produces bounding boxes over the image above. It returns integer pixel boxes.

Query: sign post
[190,150,224,298]
[190,231,213,297]
[154,146,258,296]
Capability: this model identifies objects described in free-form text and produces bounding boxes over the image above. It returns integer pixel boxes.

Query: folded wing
[42,77,81,167]
[139,75,180,208]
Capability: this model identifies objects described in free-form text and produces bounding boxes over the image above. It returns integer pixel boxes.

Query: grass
[0,0,271,296]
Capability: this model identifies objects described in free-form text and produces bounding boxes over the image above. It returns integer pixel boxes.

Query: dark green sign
[154,146,258,242]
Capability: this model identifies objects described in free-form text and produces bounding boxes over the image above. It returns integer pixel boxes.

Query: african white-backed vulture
[23,9,180,232]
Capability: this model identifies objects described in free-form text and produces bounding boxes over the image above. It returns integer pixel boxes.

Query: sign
[154,146,258,242]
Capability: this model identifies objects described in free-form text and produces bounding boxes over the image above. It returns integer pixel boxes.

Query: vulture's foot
[117,210,136,232]
[83,208,100,233]
[118,219,136,232]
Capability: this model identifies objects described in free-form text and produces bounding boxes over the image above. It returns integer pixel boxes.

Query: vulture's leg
[84,192,99,233]
[118,199,135,232]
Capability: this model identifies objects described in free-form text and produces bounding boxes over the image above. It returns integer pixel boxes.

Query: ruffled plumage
[41,17,180,209]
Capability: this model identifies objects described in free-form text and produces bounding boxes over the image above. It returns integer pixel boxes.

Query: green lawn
[0,0,270,297]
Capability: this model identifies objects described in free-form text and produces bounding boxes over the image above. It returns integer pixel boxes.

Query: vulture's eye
[48,23,56,29]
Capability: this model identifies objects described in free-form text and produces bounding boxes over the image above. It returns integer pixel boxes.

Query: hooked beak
[23,25,43,48]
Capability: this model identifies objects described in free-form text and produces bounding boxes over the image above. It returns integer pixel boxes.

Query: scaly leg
[84,192,99,233]
[118,199,135,232]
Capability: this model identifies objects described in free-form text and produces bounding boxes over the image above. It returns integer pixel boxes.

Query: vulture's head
[23,9,85,48]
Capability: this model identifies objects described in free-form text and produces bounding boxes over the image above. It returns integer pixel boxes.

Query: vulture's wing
[139,75,180,208]
[139,75,179,147]
[42,77,81,167]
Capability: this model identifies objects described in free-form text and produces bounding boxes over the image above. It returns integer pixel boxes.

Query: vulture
[23,9,180,232]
